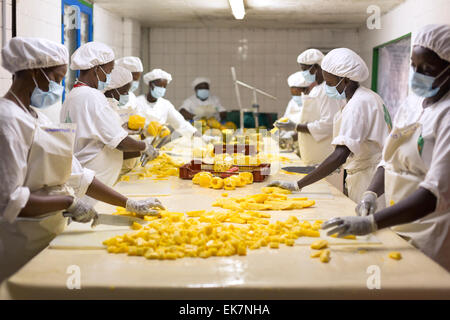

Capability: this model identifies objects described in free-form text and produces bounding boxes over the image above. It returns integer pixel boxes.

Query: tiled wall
[359,0,450,88]
[0,0,13,95]
[146,28,361,115]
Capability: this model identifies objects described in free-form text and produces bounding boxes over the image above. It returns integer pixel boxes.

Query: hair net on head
[287,72,309,87]
[414,24,450,62]
[321,48,369,82]
[70,41,115,71]
[115,56,144,72]
[1,37,69,74]
[105,66,133,91]
[297,49,324,66]
[143,69,172,85]
[192,77,210,88]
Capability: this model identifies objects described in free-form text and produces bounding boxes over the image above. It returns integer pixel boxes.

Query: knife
[63,212,149,227]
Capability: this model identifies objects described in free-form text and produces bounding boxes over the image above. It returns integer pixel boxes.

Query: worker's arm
[19,194,74,217]
[179,108,194,121]
[219,111,227,122]
[123,151,141,160]
[85,177,127,207]
[295,123,311,134]
[366,166,385,197]
[116,136,146,153]
[375,187,436,229]
[296,145,351,189]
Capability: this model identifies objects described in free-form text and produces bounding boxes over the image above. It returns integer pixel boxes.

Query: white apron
[0,121,75,281]
[384,121,450,271]
[298,95,334,165]
[333,109,385,207]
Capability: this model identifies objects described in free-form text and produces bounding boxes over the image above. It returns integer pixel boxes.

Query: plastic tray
[213,144,257,155]
[179,160,270,182]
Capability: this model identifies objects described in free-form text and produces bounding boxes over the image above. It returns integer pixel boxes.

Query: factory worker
[136,69,199,137]
[276,49,345,165]
[60,42,158,190]
[0,37,164,281]
[269,48,391,206]
[323,24,450,271]
[115,56,143,110]
[179,77,226,122]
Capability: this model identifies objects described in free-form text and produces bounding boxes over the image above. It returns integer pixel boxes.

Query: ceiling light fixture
[229,0,245,20]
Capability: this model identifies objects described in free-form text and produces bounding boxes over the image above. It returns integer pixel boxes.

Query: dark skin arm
[366,166,385,197]
[123,152,141,160]
[296,145,351,189]
[375,187,436,229]
[179,108,194,121]
[19,194,74,217]
[85,177,127,207]
[116,136,146,153]
[295,123,311,134]
[219,111,227,122]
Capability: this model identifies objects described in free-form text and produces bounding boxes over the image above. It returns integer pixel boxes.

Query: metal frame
[371,32,411,92]
[61,0,93,100]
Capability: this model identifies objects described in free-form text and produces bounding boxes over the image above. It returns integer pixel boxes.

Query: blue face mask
[196,89,210,100]
[115,89,130,106]
[292,95,303,106]
[301,66,316,84]
[151,85,166,99]
[30,69,64,109]
[96,66,111,92]
[130,81,140,92]
[325,78,347,100]
[409,65,449,98]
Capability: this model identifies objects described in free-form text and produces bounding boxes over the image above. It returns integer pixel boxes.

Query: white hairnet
[1,37,68,73]
[321,48,369,82]
[192,77,210,88]
[105,66,133,91]
[414,24,450,62]
[70,41,115,70]
[115,56,143,72]
[143,68,172,85]
[297,49,324,66]
[287,72,309,87]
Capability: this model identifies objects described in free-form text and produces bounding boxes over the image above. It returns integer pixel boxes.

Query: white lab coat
[60,86,127,187]
[332,86,391,204]
[0,98,95,281]
[283,98,302,123]
[136,95,196,137]
[380,92,450,270]
[179,94,225,121]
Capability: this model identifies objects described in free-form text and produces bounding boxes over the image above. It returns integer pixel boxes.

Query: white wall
[0,0,13,95]
[359,0,450,88]
[146,28,361,115]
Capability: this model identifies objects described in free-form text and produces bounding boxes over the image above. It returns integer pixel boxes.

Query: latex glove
[275,119,296,131]
[280,131,295,139]
[321,215,378,237]
[355,191,378,216]
[143,138,159,160]
[66,198,98,224]
[267,180,300,192]
[203,135,219,144]
[126,198,166,217]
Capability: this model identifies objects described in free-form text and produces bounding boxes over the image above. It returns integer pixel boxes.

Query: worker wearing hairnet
[276,49,345,165]
[60,42,159,192]
[136,69,198,137]
[0,38,164,281]
[115,56,143,112]
[104,66,141,175]
[269,48,391,207]
[179,77,226,122]
[322,24,450,271]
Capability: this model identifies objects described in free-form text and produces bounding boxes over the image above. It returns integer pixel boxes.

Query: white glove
[280,131,295,139]
[143,138,159,160]
[275,119,296,131]
[321,215,378,237]
[267,180,300,192]
[66,198,98,224]
[202,135,219,144]
[355,191,378,216]
[126,198,166,217]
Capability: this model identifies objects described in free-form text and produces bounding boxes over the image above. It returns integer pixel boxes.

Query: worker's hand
[267,180,300,192]
[202,135,219,144]
[355,191,378,216]
[275,119,296,131]
[122,122,141,135]
[280,131,296,139]
[126,198,166,217]
[321,215,378,237]
[143,138,159,160]
[65,198,98,224]
[193,130,202,138]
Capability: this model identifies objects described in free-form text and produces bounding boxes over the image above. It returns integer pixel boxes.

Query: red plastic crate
[179,160,270,182]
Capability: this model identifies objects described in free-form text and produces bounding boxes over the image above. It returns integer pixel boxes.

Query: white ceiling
[93,0,406,29]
